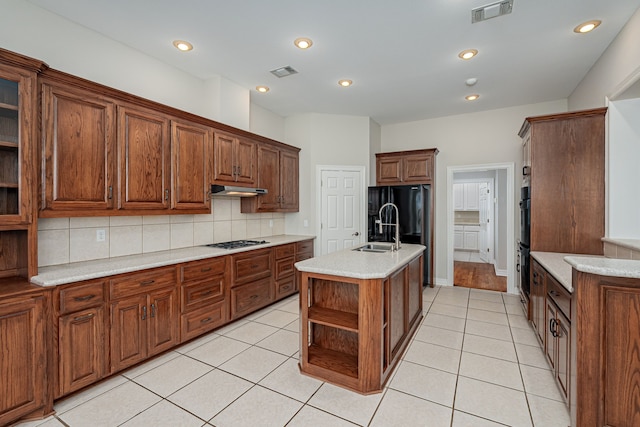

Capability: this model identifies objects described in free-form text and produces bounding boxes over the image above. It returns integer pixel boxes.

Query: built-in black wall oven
[518,186,531,296]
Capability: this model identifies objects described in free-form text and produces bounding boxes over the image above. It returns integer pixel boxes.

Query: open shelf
[0,102,18,111]
[0,141,18,149]
[307,344,358,379]
[308,306,358,332]
[0,182,18,189]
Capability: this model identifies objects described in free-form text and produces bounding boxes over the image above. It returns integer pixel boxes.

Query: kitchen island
[295,243,425,394]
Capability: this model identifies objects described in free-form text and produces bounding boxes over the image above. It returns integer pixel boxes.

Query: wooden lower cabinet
[58,306,105,396]
[0,286,50,426]
[300,254,422,394]
[530,259,546,346]
[230,277,273,319]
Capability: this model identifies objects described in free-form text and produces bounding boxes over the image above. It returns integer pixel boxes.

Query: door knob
[352,231,360,236]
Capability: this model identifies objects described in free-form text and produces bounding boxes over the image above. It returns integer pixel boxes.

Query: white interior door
[320,169,363,254]
[479,182,490,263]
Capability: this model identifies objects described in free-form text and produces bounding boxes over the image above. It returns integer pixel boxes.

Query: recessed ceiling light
[574,20,601,33]
[458,49,478,60]
[294,37,313,49]
[256,86,270,93]
[338,79,353,87]
[465,94,480,101]
[173,40,193,51]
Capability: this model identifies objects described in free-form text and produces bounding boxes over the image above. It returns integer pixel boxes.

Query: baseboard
[494,266,508,277]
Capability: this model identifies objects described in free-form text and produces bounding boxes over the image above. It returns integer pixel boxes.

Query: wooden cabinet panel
[545,300,556,370]
[58,306,105,396]
[41,83,116,211]
[171,120,212,212]
[230,277,273,319]
[530,259,545,346]
[0,292,47,426]
[180,300,227,342]
[110,266,176,300]
[232,248,273,286]
[213,132,256,185]
[280,149,299,211]
[276,275,296,299]
[375,149,437,186]
[407,256,422,326]
[147,287,179,356]
[556,311,570,401]
[110,294,146,372]
[275,256,295,280]
[59,280,105,314]
[180,257,226,283]
[522,108,606,254]
[181,277,225,312]
[118,105,170,210]
[388,268,406,359]
[254,144,280,210]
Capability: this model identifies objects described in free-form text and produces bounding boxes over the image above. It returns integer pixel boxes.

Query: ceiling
[28,0,640,125]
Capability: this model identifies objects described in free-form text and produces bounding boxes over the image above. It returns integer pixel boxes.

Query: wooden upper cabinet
[213,132,256,185]
[171,119,212,212]
[521,108,606,254]
[375,149,438,185]
[241,143,299,213]
[41,82,116,213]
[117,105,170,210]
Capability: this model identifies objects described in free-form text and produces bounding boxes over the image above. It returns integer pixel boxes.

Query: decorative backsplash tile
[38,197,286,267]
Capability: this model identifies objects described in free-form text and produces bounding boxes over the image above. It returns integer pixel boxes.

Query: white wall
[569,7,640,109]
[608,99,640,238]
[369,119,382,185]
[381,99,568,285]
[250,103,286,142]
[284,114,372,247]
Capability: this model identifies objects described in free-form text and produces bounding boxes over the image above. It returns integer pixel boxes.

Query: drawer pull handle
[250,294,259,300]
[140,280,156,286]
[74,294,96,302]
[201,290,213,296]
[73,313,95,322]
[201,317,213,323]
[201,267,212,272]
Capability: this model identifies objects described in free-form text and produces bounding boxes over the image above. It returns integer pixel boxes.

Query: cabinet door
[147,287,179,357]
[545,300,556,370]
[171,120,212,211]
[530,261,545,345]
[280,149,299,211]
[407,256,422,326]
[255,144,280,211]
[235,138,256,184]
[453,184,464,211]
[0,66,34,224]
[556,312,570,401]
[213,132,236,183]
[110,294,147,372]
[377,157,403,185]
[402,153,432,183]
[42,83,116,211]
[387,268,407,359]
[58,306,106,396]
[463,231,478,250]
[0,294,46,425]
[464,183,480,210]
[453,230,464,250]
[118,105,170,210]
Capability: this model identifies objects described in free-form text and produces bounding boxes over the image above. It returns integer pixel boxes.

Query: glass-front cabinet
[0,76,22,219]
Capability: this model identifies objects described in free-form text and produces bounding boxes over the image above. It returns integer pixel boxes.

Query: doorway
[447,163,516,294]
[316,165,366,255]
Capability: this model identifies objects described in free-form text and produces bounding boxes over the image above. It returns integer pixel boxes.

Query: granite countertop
[295,243,424,280]
[532,251,640,293]
[32,234,315,287]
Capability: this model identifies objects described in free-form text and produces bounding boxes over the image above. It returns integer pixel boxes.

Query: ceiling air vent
[472,0,513,23]
[270,66,298,78]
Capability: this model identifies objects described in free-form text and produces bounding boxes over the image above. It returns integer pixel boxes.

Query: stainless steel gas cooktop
[204,239,268,250]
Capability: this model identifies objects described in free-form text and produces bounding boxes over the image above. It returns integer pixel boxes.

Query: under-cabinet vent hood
[210,185,267,197]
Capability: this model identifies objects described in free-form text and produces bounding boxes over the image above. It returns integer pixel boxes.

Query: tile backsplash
[603,240,640,261]
[37,197,285,267]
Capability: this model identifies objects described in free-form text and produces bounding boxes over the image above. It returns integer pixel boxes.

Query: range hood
[210,184,267,197]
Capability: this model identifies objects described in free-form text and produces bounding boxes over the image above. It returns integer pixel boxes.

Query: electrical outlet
[96,229,106,242]
[269,219,273,228]
[303,219,309,227]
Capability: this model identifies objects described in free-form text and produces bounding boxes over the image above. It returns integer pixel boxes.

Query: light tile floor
[16,286,571,427]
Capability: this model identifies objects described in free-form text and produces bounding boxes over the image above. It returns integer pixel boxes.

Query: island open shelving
[296,244,424,394]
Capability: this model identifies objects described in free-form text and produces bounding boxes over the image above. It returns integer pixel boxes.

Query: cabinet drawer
[181,276,226,312]
[180,300,227,342]
[232,248,272,286]
[276,276,296,299]
[275,256,295,280]
[296,240,313,255]
[296,253,313,263]
[110,267,176,300]
[59,280,106,314]
[180,257,227,284]
[547,274,571,320]
[230,277,273,319]
[275,243,295,259]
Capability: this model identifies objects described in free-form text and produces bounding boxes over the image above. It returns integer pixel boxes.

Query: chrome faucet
[377,202,401,251]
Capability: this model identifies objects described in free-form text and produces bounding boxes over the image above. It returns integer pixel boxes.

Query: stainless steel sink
[352,243,395,253]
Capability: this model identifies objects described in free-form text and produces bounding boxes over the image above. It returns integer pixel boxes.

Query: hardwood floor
[454,261,507,292]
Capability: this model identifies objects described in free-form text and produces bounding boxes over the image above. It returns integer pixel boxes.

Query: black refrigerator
[368,184,431,286]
